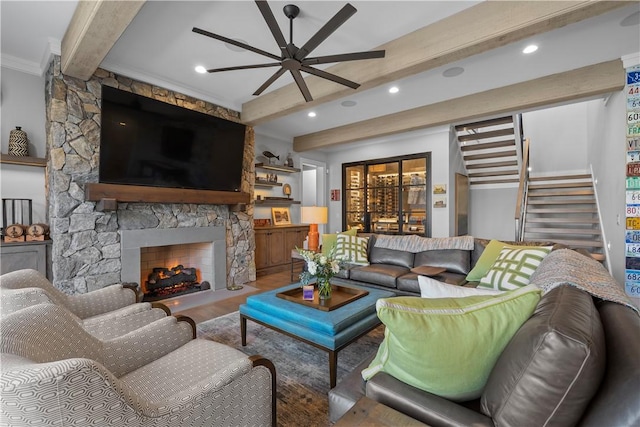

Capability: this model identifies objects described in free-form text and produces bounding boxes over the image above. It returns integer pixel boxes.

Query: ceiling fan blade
[193,27,281,61]
[207,62,282,73]
[300,65,360,89]
[303,50,386,65]
[253,67,287,96]
[290,70,313,102]
[294,3,357,61]
[255,1,289,57]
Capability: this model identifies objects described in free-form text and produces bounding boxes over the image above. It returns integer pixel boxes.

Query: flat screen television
[99,85,247,192]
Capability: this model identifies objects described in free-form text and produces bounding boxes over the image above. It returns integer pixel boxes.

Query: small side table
[334,396,429,426]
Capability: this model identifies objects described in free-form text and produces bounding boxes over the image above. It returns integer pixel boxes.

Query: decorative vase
[317,277,332,301]
[8,126,28,157]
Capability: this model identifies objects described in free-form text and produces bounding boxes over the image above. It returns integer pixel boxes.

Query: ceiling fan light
[195,65,207,74]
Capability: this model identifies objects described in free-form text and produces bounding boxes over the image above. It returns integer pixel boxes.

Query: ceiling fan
[192,1,386,102]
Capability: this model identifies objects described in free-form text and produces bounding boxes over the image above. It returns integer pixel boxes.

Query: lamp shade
[301,206,328,224]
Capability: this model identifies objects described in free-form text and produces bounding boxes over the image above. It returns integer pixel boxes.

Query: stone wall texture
[44,56,255,293]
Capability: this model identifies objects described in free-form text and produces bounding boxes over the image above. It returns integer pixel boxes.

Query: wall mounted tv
[99,85,247,192]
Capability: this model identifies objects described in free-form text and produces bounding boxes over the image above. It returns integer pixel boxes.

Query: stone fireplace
[44,56,256,294]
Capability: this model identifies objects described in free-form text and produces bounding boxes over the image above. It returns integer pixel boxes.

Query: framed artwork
[271,207,291,226]
[433,184,447,194]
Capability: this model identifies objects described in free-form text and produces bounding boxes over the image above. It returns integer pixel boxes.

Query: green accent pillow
[362,286,541,401]
[321,228,358,256]
[334,234,369,265]
[478,247,551,291]
[466,240,552,282]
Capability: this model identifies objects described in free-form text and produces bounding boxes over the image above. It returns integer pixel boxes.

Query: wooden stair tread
[469,170,520,178]
[529,182,593,189]
[525,238,604,248]
[526,207,598,213]
[528,199,595,204]
[466,160,518,169]
[528,190,594,197]
[525,217,599,223]
[464,151,517,161]
[458,128,515,142]
[529,174,591,181]
[470,178,520,185]
[455,116,513,131]
[460,139,516,151]
[524,227,601,235]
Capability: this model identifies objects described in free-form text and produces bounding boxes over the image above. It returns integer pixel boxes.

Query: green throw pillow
[478,247,550,291]
[334,234,369,265]
[362,286,541,401]
[466,240,551,282]
[321,228,358,257]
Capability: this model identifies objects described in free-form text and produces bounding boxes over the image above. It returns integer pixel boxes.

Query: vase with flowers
[298,247,342,300]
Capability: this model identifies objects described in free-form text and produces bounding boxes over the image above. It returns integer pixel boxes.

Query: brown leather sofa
[329,277,640,427]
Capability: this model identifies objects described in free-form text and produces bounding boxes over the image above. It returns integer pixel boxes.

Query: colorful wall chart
[625,64,640,298]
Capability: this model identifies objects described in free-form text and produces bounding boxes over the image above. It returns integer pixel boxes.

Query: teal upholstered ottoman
[239,283,394,387]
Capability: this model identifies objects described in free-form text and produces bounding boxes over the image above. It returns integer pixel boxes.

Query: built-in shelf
[255,180,283,187]
[0,154,46,167]
[85,183,250,211]
[255,163,301,173]
[255,199,300,206]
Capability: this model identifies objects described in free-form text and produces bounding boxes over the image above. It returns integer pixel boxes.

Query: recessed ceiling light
[308,112,317,118]
[442,67,464,77]
[621,11,640,27]
[341,100,357,107]
[389,86,399,94]
[522,44,538,54]
[195,65,207,74]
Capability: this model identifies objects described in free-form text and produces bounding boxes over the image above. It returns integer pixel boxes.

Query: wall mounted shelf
[0,154,46,167]
[255,180,283,187]
[255,199,300,206]
[255,163,301,173]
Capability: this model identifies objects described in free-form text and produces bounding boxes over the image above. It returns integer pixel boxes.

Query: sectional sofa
[328,234,640,427]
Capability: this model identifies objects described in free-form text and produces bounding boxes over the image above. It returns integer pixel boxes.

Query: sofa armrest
[66,284,138,318]
[366,372,494,427]
[329,353,374,422]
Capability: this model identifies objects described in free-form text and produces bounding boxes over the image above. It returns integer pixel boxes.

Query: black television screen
[99,85,246,192]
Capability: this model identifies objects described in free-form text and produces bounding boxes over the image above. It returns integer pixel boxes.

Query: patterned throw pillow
[334,234,369,265]
[478,247,551,291]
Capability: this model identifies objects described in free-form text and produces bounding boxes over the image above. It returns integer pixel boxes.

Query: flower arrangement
[298,247,342,299]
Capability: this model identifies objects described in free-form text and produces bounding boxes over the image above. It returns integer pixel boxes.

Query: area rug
[197,312,385,427]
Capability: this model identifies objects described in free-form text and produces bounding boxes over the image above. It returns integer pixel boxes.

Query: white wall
[326,126,451,237]
[0,67,47,224]
[523,102,592,175]
[469,187,518,240]
[587,91,629,299]
[448,126,467,235]
[301,169,316,205]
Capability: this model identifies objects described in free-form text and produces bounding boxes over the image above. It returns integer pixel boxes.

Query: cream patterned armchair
[0,269,141,319]
[1,303,276,426]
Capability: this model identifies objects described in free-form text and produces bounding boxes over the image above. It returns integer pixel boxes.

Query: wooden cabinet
[255,224,308,276]
[0,240,52,279]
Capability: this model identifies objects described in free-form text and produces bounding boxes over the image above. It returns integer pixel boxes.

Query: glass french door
[342,153,430,236]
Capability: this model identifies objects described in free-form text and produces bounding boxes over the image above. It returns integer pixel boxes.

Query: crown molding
[2,38,61,76]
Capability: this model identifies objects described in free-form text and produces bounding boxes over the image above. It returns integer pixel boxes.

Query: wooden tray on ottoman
[277,284,369,311]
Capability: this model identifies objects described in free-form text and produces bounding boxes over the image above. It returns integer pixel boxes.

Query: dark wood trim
[249,355,278,427]
[151,302,172,316]
[175,315,197,339]
[85,183,250,205]
[121,282,141,302]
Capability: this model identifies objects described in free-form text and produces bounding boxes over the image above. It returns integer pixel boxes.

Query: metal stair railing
[514,137,530,241]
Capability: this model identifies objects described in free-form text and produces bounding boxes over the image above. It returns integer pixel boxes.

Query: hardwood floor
[173,268,302,324]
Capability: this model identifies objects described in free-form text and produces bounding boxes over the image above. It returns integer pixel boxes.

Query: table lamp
[301,206,328,252]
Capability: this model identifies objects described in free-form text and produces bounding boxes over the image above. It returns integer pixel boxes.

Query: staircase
[455,115,521,186]
[522,173,605,261]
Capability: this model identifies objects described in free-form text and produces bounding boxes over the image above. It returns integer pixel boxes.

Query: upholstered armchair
[0,269,141,319]
[1,303,276,426]
[0,286,172,340]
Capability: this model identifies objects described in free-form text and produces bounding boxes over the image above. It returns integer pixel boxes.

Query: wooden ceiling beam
[293,59,624,152]
[241,1,627,126]
[61,0,145,80]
